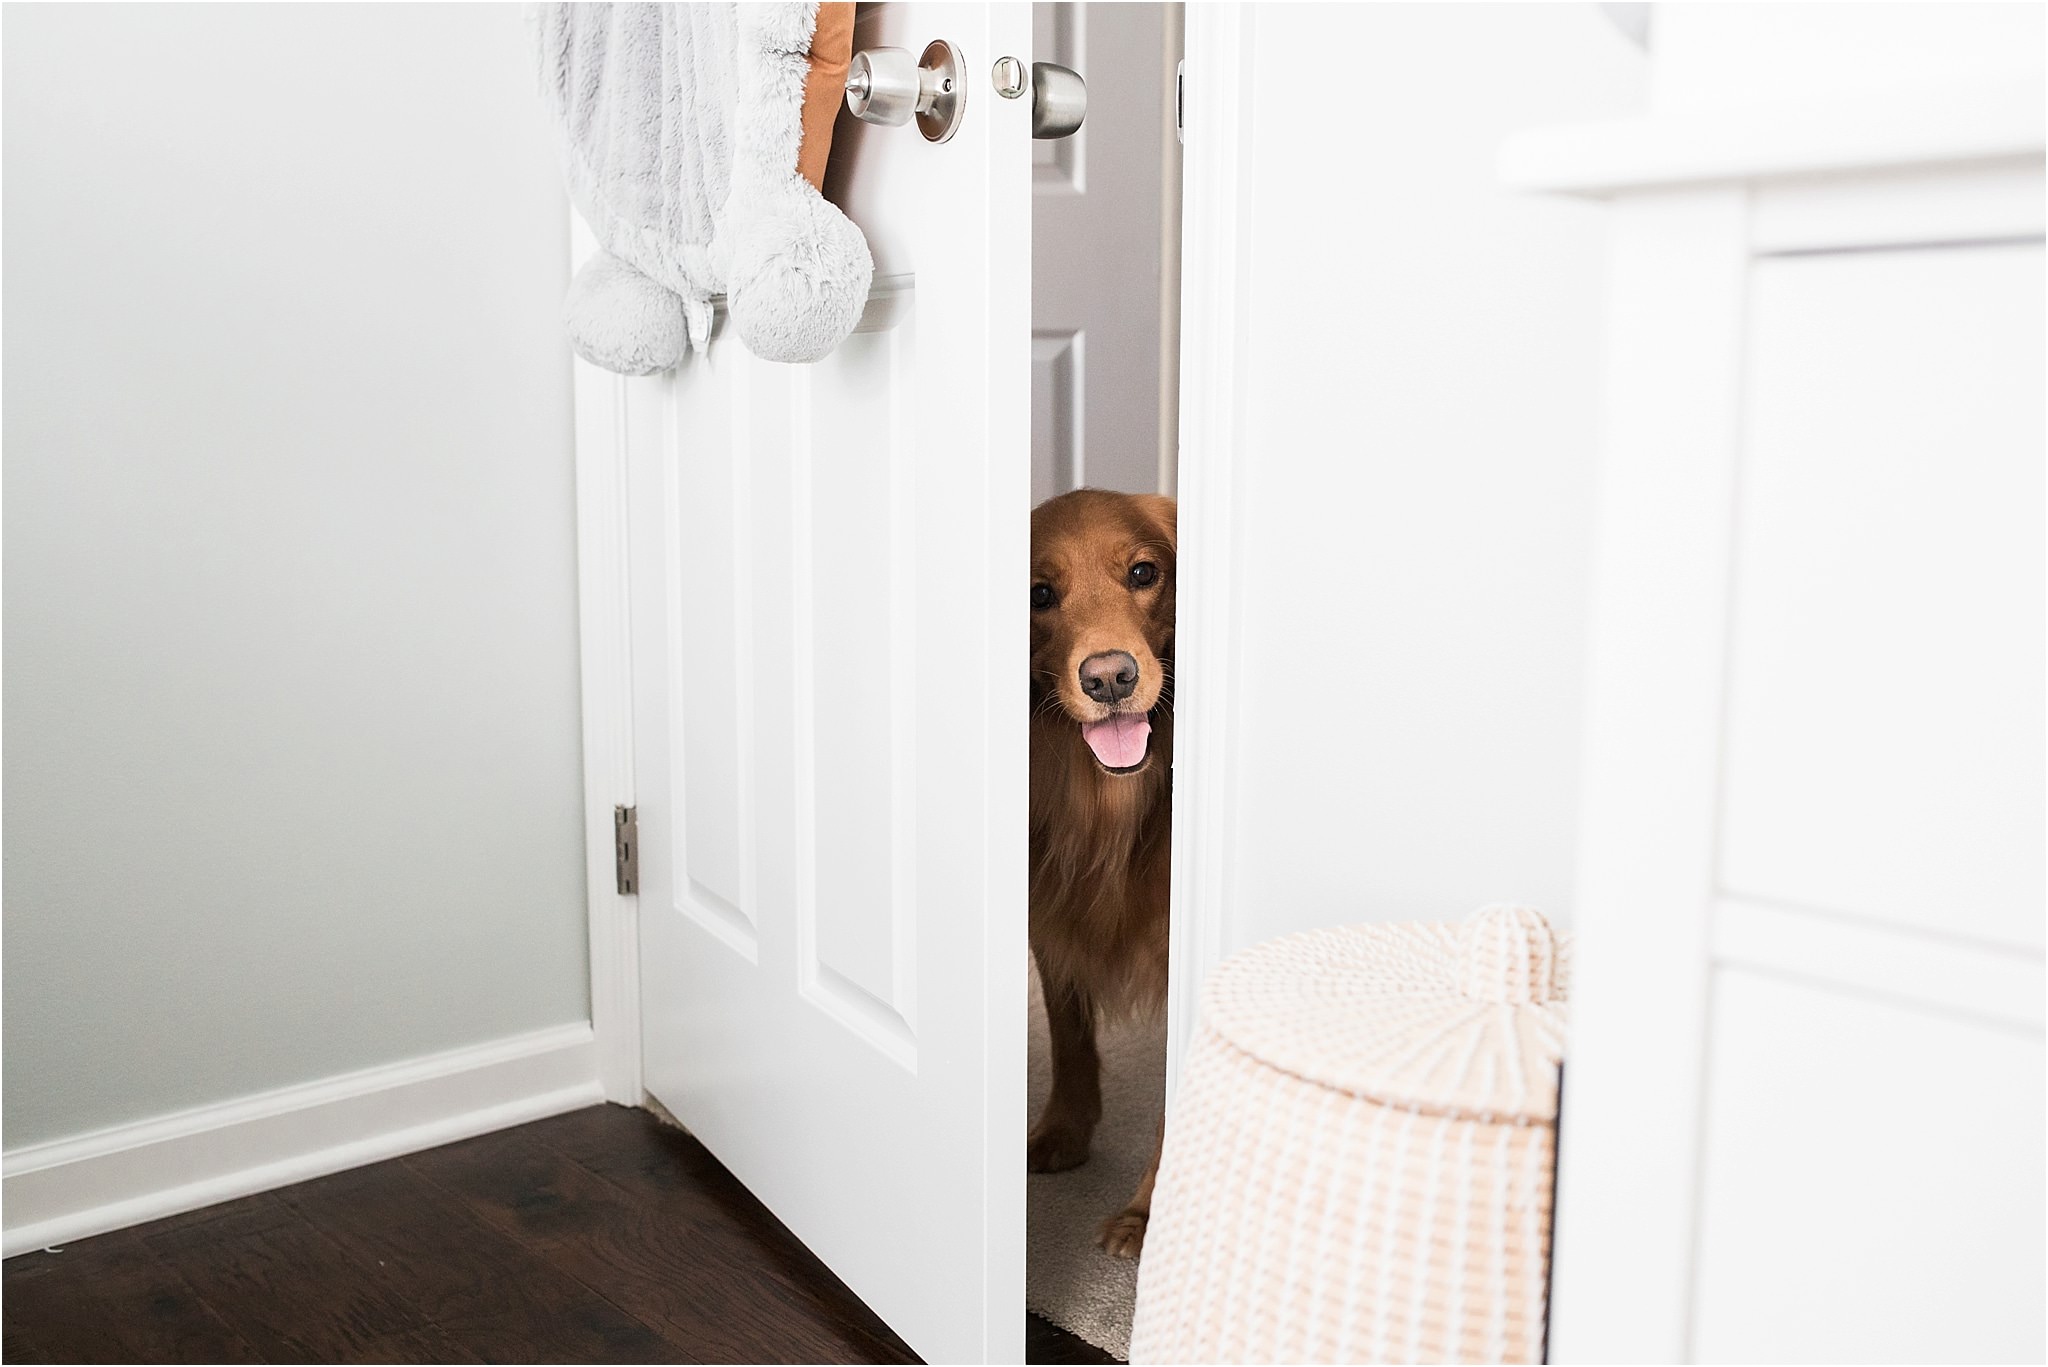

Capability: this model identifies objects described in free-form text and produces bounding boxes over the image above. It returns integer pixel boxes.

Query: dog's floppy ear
[1131,494,1177,555]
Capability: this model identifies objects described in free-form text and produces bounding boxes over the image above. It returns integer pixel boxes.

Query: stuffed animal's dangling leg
[563,252,695,376]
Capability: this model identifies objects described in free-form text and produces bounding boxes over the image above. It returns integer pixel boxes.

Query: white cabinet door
[623,6,1028,1360]
[1689,971,2046,1364]
[1506,28,2048,1357]
[1717,243,2046,951]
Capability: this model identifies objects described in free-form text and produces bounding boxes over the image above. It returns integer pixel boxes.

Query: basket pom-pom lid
[1200,904,1571,1124]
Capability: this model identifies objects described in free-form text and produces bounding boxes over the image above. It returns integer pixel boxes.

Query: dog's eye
[1128,562,1159,588]
[1031,583,1056,611]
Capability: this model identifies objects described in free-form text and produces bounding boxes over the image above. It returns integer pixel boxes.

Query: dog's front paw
[1097,1208,1148,1259]
[1027,1124,1091,1173]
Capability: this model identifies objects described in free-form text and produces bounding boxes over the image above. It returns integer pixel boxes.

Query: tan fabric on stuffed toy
[1129,906,1570,1365]
[535,3,872,371]
[798,2,854,192]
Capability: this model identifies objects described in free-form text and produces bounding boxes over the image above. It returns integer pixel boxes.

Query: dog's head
[1030,489,1177,776]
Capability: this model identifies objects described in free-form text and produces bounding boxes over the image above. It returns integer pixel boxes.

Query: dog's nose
[1078,650,1140,704]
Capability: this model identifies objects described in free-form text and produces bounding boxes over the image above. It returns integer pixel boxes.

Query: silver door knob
[1031,62,1086,139]
[845,41,965,144]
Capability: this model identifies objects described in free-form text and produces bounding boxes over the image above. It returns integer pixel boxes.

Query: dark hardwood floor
[3,1103,1119,1365]
[1,1105,1124,1366]
[4,1104,918,1364]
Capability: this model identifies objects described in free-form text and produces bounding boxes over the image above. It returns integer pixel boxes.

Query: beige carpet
[1027,965,1168,1362]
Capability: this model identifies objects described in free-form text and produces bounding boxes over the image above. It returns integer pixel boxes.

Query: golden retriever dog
[1028,488,1175,1259]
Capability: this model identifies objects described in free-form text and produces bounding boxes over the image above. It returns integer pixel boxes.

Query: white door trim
[571,218,645,1108]
[1165,2,1256,1098]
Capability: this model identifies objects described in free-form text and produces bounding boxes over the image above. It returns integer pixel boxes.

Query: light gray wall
[3,3,588,1149]
[1215,4,1647,953]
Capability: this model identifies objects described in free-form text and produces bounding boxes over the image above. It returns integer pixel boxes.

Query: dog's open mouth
[1081,712,1151,774]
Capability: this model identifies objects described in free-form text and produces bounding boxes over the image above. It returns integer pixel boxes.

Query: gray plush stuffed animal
[533,3,873,372]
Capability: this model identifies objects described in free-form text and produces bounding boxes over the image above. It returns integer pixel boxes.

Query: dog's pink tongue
[1081,713,1151,768]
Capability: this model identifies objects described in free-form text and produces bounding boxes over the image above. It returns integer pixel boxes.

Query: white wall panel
[1209,4,1647,949]
[2,5,586,1150]
[1652,3,2045,113]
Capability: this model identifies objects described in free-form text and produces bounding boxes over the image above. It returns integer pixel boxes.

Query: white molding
[3,1023,602,1258]
[1746,155,2045,256]
[1164,1,1255,1105]
[1155,5,1186,497]
[571,213,644,1107]
[1501,73,2044,198]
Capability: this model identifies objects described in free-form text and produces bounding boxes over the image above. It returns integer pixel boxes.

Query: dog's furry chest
[1028,727,1173,1019]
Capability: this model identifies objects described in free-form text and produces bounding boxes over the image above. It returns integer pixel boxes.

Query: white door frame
[569,220,645,1105]
[569,0,1256,1127]
[1162,1,1252,1096]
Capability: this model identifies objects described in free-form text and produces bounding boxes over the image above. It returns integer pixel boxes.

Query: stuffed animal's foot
[564,253,691,376]
[727,179,873,364]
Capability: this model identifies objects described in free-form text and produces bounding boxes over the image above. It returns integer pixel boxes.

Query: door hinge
[614,804,638,895]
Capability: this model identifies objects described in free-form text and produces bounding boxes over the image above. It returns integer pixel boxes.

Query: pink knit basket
[1129,906,1570,1364]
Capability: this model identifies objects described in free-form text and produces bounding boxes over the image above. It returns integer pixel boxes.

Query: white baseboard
[2,1022,604,1258]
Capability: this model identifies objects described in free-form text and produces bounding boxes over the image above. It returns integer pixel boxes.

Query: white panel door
[625,6,1028,1361]
[1030,1,1182,500]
